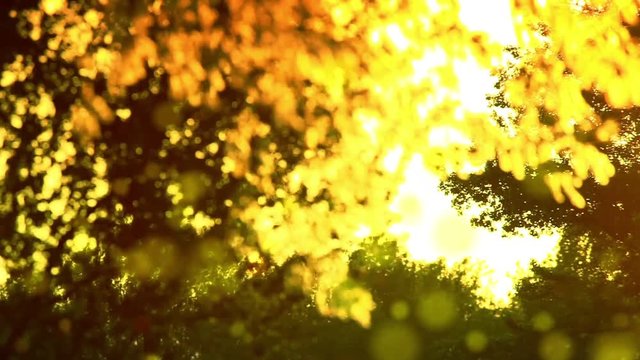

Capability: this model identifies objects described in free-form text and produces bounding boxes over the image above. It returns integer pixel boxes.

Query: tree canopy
[3,0,640,359]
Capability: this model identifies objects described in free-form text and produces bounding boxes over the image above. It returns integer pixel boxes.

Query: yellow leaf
[41,0,66,15]
[0,71,17,87]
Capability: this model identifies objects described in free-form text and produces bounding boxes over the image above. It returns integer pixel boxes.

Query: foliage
[4,0,640,358]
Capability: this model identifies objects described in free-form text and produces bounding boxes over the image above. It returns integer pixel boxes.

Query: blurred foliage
[438,2,640,357]
[4,0,640,359]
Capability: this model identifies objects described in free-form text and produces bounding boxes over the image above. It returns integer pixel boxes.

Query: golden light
[391,156,560,306]
[388,0,559,306]
[0,256,8,287]
[458,0,518,47]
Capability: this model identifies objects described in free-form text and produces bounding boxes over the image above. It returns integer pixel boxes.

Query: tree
[439,3,640,359]
[4,0,640,358]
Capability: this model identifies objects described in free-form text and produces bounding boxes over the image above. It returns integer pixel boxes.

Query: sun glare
[391,156,560,306]
[458,0,518,47]
[383,0,560,306]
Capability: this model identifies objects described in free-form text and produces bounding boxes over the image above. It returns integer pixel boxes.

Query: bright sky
[458,0,518,46]
[393,0,560,306]
[390,155,560,306]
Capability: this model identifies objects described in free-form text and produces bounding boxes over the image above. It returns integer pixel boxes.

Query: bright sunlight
[393,0,557,306]
[391,155,560,306]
